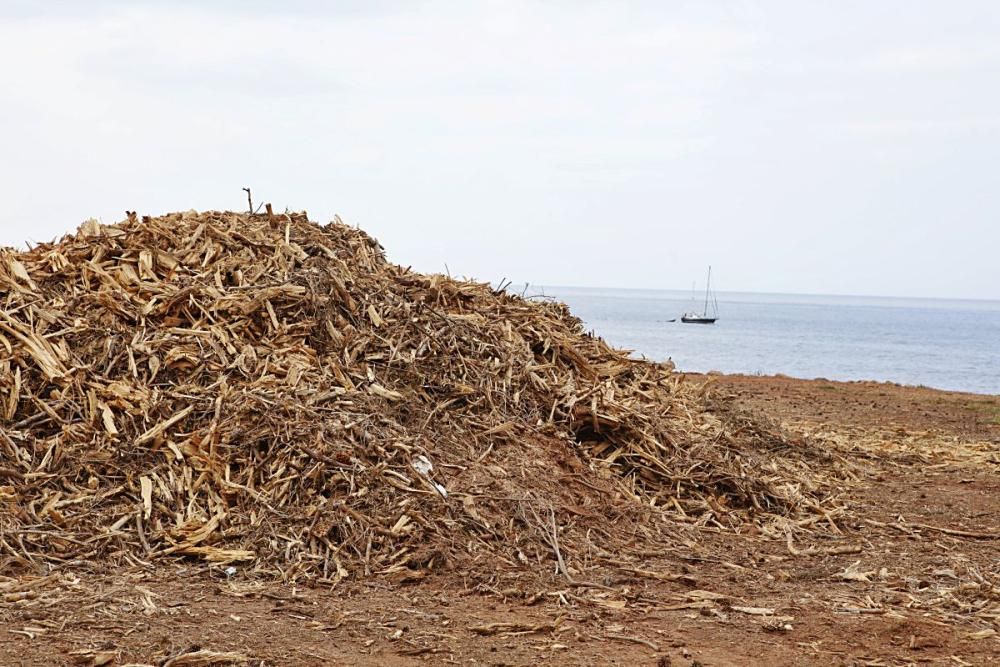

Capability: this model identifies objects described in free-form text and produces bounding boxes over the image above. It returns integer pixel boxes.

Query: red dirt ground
[2,374,998,666]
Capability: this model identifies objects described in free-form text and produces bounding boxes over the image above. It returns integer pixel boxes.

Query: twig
[865,518,999,540]
[600,633,659,651]
[469,620,561,636]
[135,512,151,554]
[549,508,571,581]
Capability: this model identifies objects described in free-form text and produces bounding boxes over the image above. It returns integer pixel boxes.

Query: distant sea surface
[533,286,1000,395]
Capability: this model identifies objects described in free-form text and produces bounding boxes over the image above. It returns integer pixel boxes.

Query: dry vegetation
[0,210,837,583]
[1,210,997,666]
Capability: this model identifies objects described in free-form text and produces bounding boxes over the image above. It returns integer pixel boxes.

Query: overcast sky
[1,1,998,299]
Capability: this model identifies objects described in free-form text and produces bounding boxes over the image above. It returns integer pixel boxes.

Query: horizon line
[521,282,1000,305]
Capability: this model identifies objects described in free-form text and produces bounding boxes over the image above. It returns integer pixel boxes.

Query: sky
[1,1,998,300]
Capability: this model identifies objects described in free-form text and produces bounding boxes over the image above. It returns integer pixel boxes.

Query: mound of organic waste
[0,210,826,581]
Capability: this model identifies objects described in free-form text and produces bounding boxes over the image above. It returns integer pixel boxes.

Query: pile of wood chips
[0,210,833,581]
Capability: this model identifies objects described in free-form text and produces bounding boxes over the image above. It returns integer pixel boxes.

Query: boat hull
[680,316,717,324]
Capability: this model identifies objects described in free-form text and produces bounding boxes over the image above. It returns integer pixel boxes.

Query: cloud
[866,45,1000,74]
[0,1,998,299]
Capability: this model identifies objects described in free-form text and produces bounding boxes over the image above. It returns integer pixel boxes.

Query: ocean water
[531,286,1000,395]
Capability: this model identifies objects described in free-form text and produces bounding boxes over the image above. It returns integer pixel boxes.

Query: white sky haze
[1,1,998,299]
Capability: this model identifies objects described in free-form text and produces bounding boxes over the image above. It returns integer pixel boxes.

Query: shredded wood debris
[1,209,834,581]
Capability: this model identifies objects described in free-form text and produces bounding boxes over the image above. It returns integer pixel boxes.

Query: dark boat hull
[680,316,717,324]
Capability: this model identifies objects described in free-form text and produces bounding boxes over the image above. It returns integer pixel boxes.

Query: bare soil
[3,374,998,666]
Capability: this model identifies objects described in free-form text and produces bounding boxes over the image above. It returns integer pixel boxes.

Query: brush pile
[0,210,829,581]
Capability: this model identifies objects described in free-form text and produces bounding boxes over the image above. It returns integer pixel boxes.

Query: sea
[530,286,1000,396]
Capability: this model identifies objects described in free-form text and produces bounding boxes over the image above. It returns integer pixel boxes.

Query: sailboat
[680,266,719,324]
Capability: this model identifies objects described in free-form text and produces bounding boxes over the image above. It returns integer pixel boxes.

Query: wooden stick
[549,509,571,581]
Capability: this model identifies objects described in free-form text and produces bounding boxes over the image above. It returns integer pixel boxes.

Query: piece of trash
[224,566,237,578]
[412,455,448,498]
[412,455,433,476]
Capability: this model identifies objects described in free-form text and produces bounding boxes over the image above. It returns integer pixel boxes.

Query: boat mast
[703,266,711,316]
